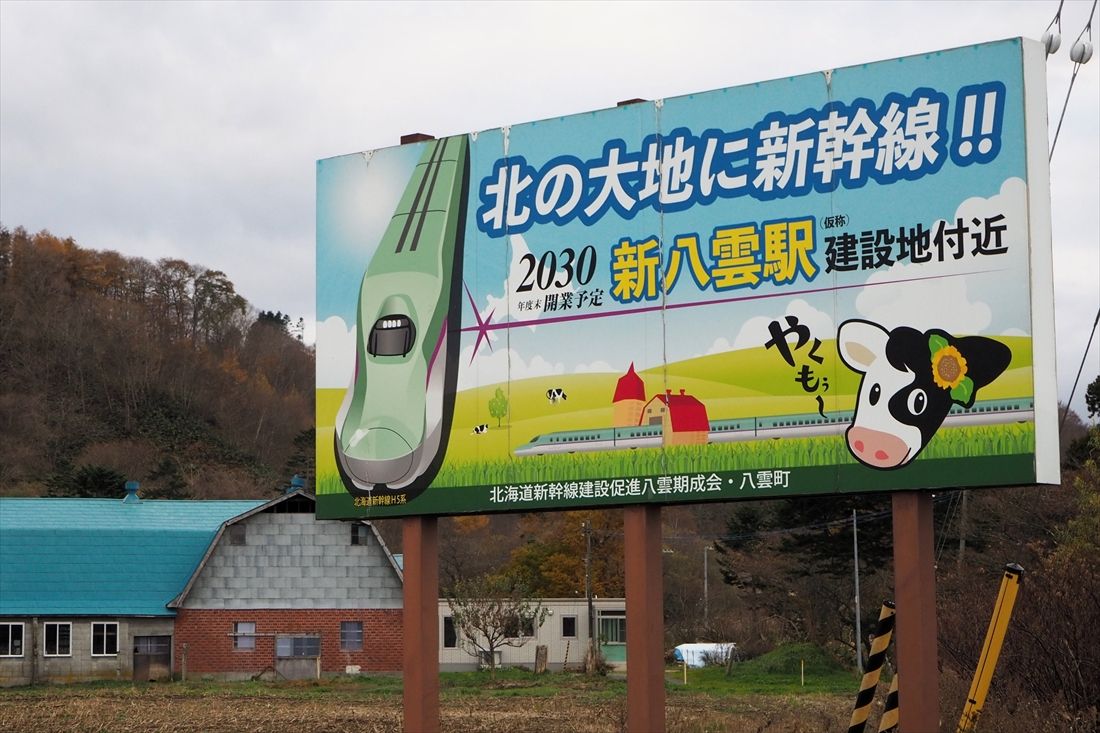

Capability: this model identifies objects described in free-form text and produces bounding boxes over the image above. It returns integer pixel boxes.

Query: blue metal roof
[0,497,265,617]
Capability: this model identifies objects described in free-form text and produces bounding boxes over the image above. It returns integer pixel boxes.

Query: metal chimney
[123,481,141,504]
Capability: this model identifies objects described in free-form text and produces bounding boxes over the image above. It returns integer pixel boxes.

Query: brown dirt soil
[0,685,853,733]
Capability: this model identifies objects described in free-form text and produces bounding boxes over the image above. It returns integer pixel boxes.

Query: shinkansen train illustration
[334,136,469,498]
[513,398,1033,457]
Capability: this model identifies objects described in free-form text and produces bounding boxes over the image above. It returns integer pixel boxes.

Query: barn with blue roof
[0,484,404,685]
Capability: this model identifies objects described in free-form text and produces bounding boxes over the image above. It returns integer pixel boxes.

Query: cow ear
[956,336,1012,390]
[838,320,889,374]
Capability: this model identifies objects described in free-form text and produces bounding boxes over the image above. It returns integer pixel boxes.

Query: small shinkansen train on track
[512,398,1034,457]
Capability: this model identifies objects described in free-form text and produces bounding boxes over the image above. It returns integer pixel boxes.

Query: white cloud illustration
[728,299,836,351]
[855,177,1028,334]
[316,315,356,389]
[456,345,565,391]
[574,360,615,374]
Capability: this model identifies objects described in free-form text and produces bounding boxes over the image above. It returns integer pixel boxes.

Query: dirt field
[0,680,853,733]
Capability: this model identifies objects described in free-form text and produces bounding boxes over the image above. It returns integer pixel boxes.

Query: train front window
[368,315,415,357]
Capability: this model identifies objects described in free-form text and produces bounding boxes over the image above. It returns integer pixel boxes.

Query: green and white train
[513,398,1033,457]
[334,136,469,498]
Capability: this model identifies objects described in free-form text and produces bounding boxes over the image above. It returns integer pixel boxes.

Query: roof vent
[288,475,305,494]
[123,481,141,504]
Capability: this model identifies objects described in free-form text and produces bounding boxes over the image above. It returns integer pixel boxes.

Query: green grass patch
[0,655,857,706]
[672,643,858,696]
[431,422,1034,488]
[0,675,405,701]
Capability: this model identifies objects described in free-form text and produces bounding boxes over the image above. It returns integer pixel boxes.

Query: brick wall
[174,608,402,676]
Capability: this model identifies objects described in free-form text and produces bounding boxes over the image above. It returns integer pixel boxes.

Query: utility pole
[582,520,595,673]
[703,544,711,629]
[853,509,864,675]
[957,490,968,571]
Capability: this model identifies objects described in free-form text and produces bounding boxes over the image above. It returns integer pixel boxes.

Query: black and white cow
[546,388,567,404]
[472,424,489,435]
[837,319,1011,470]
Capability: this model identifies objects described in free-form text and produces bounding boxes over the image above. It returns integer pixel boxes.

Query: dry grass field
[0,673,855,733]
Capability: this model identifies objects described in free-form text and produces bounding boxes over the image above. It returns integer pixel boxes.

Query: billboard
[316,38,1058,520]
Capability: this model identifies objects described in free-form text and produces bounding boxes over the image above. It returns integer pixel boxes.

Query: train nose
[340,427,414,485]
[846,426,911,469]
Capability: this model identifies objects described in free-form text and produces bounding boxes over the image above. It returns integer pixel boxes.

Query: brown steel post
[624,504,664,732]
[891,491,940,732]
[403,516,439,733]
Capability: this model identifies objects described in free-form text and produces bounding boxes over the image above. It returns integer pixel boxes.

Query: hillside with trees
[0,226,314,498]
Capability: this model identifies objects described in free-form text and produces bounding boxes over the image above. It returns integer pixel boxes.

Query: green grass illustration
[316,335,1036,496]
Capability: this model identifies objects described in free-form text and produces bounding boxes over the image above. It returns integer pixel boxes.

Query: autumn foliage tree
[0,225,313,497]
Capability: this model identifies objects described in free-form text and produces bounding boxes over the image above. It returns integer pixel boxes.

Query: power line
[1046,0,1097,429]
[1060,306,1100,432]
[1048,0,1096,159]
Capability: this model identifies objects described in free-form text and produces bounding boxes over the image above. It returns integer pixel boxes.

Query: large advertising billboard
[316,38,1058,520]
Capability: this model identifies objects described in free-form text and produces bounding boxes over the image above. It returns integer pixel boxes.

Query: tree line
[0,226,314,498]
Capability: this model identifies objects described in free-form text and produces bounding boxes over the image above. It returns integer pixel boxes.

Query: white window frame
[561,615,578,639]
[598,610,626,645]
[276,634,320,658]
[442,616,457,649]
[0,622,24,657]
[339,621,363,651]
[233,621,256,650]
[90,622,119,657]
[43,622,72,657]
[504,612,536,640]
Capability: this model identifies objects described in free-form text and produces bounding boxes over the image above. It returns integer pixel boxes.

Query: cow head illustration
[837,319,1012,470]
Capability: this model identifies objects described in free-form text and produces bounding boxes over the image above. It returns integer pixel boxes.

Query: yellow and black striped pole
[849,600,896,733]
[877,673,899,732]
[957,563,1024,733]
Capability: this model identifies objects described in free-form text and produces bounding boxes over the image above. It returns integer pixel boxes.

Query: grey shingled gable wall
[182,514,402,610]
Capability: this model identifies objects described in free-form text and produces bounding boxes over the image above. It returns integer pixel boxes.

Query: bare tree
[447,575,548,679]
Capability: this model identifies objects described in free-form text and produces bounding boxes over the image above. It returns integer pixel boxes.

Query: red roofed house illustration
[612,362,647,427]
[641,389,710,446]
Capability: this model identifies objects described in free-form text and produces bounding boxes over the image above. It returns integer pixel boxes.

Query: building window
[442,616,457,649]
[0,623,23,657]
[276,635,320,658]
[91,622,119,656]
[134,636,171,655]
[233,621,256,650]
[561,615,577,639]
[228,524,246,545]
[351,524,368,545]
[598,611,626,644]
[44,622,71,656]
[503,613,535,639]
[340,621,363,651]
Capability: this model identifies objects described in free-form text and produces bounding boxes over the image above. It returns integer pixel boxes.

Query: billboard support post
[624,504,664,732]
[891,491,940,732]
[402,516,439,733]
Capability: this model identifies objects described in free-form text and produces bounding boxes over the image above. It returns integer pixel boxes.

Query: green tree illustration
[488,387,509,427]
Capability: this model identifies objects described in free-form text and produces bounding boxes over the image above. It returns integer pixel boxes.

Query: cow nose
[846,426,911,469]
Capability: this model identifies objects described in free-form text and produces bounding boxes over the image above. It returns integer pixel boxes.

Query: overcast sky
[1,0,1096,418]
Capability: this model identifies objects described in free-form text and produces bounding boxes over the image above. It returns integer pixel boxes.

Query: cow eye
[908,389,927,416]
[869,383,881,406]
